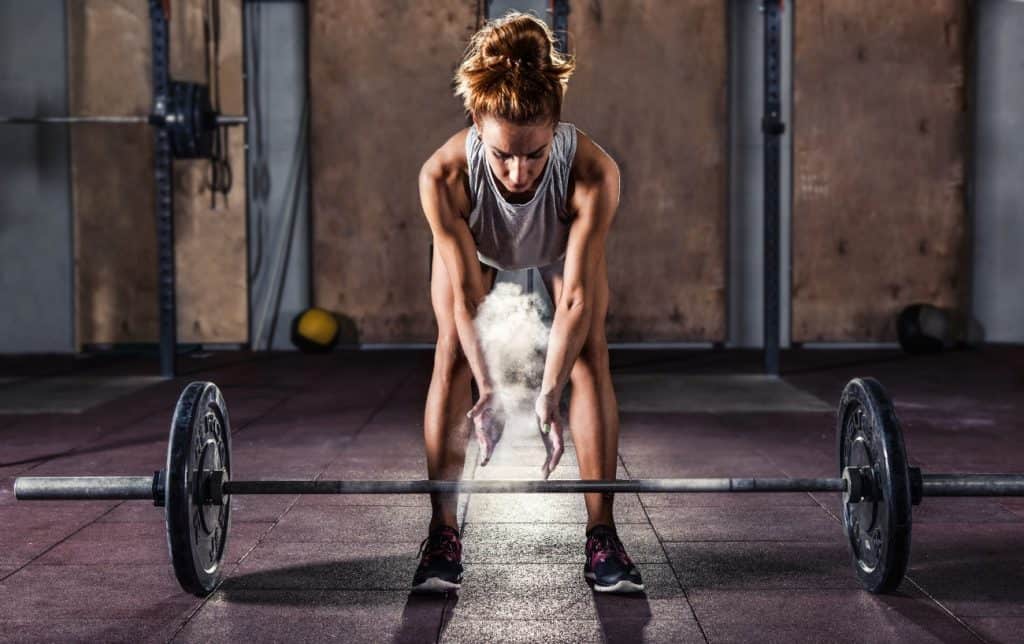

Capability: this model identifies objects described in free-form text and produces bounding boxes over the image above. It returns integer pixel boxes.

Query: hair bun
[454,11,576,124]
[482,21,549,71]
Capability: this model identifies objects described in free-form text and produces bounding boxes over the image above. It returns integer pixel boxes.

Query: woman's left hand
[534,390,567,479]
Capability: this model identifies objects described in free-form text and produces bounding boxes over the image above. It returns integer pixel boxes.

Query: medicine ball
[897,303,950,355]
[291,307,340,353]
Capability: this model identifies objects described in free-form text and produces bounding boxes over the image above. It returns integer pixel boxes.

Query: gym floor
[0,348,1022,643]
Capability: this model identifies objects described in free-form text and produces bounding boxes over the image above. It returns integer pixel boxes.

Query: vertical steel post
[762,1,785,375]
[551,0,570,55]
[150,1,177,378]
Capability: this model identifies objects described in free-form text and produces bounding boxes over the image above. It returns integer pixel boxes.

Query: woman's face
[476,115,555,196]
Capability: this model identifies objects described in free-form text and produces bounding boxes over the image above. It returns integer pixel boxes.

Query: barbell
[0,80,246,159]
[13,378,1024,597]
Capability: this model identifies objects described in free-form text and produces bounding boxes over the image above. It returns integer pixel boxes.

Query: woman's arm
[419,136,495,395]
[539,133,620,400]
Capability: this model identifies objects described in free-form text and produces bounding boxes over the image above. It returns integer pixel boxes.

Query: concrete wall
[245,1,311,350]
[971,0,1024,343]
[0,1,75,353]
[565,1,729,341]
[792,0,968,343]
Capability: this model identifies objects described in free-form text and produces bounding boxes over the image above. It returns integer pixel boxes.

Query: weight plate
[166,381,232,596]
[168,81,215,159]
[838,377,912,593]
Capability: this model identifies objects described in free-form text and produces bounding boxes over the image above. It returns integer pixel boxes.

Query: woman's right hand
[467,389,506,466]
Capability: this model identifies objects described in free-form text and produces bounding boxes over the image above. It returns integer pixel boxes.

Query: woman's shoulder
[569,126,618,184]
[421,127,473,181]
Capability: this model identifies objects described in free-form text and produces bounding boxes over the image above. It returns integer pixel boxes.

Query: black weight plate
[166,381,231,596]
[168,81,215,159]
[838,377,912,593]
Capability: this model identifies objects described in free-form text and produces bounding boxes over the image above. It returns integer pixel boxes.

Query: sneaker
[584,525,645,593]
[411,525,463,593]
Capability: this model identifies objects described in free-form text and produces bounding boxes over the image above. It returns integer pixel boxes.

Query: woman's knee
[433,332,470,380]
[571,337,610,386]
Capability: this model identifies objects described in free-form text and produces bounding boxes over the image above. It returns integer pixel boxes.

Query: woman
[415,12,642,594]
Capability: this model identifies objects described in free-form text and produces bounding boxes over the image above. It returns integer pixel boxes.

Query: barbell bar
[12,378,1024,597]
[0,114,247,126]
[0,80,245,159]
[16,473,1024,501]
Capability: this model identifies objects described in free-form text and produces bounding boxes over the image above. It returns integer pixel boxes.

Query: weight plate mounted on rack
[165,381,232,596]
[838,377,912,593]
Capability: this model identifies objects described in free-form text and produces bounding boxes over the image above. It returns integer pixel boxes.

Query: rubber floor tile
[173,590,446,644]
[0,564,200,620]
[688,588,977,644]
[0,618,181,644]
[223,540,422,591]
[664,540,862,591]
[461,522,666,564]
[464,491,648,524]
[35,521,273,566]
[648,505,841,542]
[451,563,688,621]
[267,505,428,543]
[907,523,1024,617]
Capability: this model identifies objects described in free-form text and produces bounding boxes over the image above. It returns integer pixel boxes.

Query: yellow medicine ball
[291,307,340,352]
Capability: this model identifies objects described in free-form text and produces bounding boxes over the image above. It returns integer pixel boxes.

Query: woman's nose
[509,159,524,182]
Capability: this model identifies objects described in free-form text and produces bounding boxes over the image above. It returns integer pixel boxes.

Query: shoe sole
[585,572,645,594]
[411,577,462,593]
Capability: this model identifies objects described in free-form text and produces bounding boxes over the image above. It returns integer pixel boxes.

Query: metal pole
[762,1,784,375]
[150,0,177,378]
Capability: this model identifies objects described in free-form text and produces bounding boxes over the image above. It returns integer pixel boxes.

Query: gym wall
[564,1,728,341]
[792,0,969,342]
[69,0,248,347]
[308,1,728,343]
[308,0,480,343]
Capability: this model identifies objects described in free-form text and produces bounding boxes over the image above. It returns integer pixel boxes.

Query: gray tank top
[464,122,578,271]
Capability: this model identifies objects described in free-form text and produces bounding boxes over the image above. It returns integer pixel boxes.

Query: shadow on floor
[593,590,652,643]
[218,558,654,642]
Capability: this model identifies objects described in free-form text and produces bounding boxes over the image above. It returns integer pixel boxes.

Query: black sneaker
[411,525,463,593]
[584,525,645,593]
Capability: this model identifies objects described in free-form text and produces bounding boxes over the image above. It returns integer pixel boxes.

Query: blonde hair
[454,12,576,124]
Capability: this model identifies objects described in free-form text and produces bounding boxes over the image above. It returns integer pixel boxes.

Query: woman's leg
[424,245,496,530]
[539,257,619,530]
